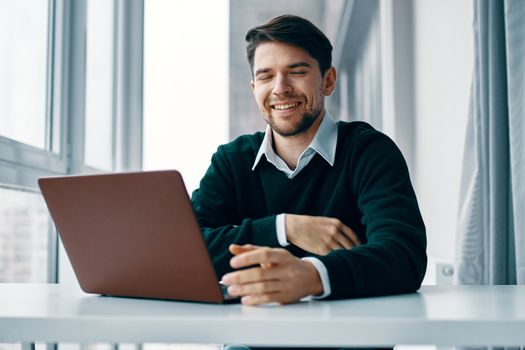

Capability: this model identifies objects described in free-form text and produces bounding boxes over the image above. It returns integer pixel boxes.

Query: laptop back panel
[39,170,223,303]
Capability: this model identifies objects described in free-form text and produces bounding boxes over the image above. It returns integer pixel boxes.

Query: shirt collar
[309,111,338,166]
[252,111,338,171]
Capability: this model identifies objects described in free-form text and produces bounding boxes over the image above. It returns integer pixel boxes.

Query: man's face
[251,41,336,137]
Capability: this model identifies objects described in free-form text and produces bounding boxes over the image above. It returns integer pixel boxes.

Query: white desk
[1,284,524,347]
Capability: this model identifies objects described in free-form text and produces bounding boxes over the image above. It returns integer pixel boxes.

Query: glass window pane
[0,186,51,283]
[84,0,115,170]
[0,1,48,149]
[143,0,229,192]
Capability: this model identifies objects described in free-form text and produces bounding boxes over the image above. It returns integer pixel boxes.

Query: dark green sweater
[191,121,427,300]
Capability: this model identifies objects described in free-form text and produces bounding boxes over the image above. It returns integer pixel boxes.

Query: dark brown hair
[245,14,333,77]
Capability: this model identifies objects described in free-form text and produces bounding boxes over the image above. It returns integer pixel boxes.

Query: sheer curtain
[455,0,525,285]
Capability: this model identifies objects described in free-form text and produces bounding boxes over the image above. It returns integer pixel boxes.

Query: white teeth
[273,102,299,110]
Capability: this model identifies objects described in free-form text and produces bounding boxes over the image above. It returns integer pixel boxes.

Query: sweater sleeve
[317,129,427,299]
[191,145,280,279]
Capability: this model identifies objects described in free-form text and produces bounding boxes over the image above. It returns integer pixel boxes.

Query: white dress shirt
[251,111,338,299]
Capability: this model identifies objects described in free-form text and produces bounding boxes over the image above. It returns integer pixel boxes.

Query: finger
[230,247,277,269]
[221,265,281,285]
[241,292,279,306]
[230,248,289,269]
[260,262,274,268]
[229,243,260,255]
[334,232,353,250]
[339,225,361,246]
[227,280,282,297]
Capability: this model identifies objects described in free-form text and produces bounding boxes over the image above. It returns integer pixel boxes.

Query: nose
[272,74,292,97]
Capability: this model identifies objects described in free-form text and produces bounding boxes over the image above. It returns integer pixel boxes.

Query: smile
[272,102,300,110]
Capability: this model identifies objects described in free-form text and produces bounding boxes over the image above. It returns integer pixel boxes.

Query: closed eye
[257,74,273,81]
[290,71,306,75]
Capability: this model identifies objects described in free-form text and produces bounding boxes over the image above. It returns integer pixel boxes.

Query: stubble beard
[267,106,323,138]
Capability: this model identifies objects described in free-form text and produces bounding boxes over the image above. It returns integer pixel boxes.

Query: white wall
[413,0,474,263]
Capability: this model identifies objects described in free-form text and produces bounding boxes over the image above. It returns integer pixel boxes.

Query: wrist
[285,213,294,243]
[303,260,324,296]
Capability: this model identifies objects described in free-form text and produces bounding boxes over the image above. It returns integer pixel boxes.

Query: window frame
[0,0,144,286]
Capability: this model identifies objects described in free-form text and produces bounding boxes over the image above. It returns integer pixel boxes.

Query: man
[191,14,427,306]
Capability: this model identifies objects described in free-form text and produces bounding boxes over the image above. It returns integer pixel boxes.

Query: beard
[267,106,323,137]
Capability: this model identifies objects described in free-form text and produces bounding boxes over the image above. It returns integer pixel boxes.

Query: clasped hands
[221,214,360,306]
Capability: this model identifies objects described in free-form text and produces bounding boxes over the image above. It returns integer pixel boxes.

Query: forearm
[323,128,427,299]
[201,215,281,278]
[317,231,427,299]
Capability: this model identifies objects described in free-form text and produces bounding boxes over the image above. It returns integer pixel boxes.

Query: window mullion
[112,0,119,171]
[114,0,144,172]
[45,0,56,152]
[59,0,87,174]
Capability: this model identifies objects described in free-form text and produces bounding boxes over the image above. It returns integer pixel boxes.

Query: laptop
[38,170,234,303]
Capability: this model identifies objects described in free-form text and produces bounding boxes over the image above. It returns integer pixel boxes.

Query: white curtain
[455,0,525,285]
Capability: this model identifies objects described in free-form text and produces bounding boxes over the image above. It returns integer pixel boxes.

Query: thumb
[229,243,259,255]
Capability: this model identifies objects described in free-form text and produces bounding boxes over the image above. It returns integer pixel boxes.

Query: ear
[322,67,337,96]
[250,80,255,92]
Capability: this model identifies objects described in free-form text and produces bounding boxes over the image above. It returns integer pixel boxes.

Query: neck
[272,111,325,170]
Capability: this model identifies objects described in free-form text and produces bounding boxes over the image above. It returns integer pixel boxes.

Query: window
[1,2,142,350]
[0,0,57,287]
[84,0,116,170]
[0,0,49,149]
[143,0,228,192]
[0,0,144,290]
[0,186,52,283]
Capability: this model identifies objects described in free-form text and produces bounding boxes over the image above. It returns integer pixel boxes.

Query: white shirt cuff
[301,257,331,299]
[276,213,289,246]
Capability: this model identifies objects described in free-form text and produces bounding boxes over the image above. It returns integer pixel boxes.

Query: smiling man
[191,15,427,307]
